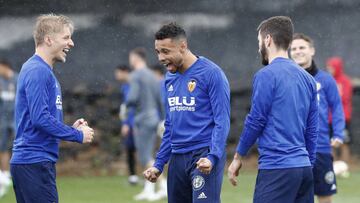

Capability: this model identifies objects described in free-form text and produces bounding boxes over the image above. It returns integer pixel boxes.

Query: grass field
[2,171,360,203]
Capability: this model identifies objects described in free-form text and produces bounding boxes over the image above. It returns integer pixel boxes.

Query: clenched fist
[143,167,161,183]
[196,158,213,174]
[79,125,94,143]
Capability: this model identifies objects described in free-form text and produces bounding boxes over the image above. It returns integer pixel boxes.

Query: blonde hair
[33,13,74,47]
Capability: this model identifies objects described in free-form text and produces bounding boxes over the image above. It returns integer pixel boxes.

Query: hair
[0,59,12,69]
[130,47,147,61]
[33,13,74,47]
[257,16,294,50]
[116,64,131,72]
[293,33,314,47]
[155,22,186,40]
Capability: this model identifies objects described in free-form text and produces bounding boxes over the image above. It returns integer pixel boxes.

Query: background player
[114,64,138,185]
[326,57,353,164]
[126,47,166,201]
[291,33,345,203]
[0,59,17,198]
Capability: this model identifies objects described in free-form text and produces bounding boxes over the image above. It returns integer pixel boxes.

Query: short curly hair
[155,22,186,40]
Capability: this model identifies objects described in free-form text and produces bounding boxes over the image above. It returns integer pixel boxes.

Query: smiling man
[143,22,230,203]
[10,14,94,203]
[291,33,345,203]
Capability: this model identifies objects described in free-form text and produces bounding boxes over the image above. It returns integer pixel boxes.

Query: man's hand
[228,153,243,186]
[196,158,213,174]
[331,138,343,148]
[79,125,94,143]
[143,167,161,183]
[121,124,130,137]
[73,118,88,129]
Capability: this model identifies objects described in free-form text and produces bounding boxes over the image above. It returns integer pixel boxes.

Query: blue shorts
[167,147,226,203]
[11,161,58,203]
[254,167,314,203]
[313,153,337,196]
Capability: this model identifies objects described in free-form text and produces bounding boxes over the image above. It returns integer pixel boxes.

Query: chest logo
[316,82,321,91]
[168,85,174,92]
[187,79,196,92]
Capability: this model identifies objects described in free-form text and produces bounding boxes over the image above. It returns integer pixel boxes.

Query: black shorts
[313,153,337,196]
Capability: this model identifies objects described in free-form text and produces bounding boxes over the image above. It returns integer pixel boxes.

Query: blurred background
[0,0,359,202]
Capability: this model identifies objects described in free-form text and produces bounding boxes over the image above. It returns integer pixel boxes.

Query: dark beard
[260,42,269,65]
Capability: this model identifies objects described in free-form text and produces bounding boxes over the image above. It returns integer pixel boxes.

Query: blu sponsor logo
[168,96,196,112]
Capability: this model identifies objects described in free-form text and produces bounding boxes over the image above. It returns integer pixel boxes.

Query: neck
[303,61,312,69]
[178,50,197,73]
[268,49,289,64]
[304,60,318,76]
[5,70,14,79]
[134,61,146,70]
[35,47,54,68]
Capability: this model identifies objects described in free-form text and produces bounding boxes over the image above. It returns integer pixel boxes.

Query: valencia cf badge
[188,79,196,92]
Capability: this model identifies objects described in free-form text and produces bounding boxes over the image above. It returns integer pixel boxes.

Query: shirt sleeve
[25,68,83,143]
[126,74,140,108]
[157,80,166,120]
[206,69,231,166]
[326,76,345,140]
[121,85,135,126]
[236,71,273,156]
[304,83,319,166]
[153,85,172,173]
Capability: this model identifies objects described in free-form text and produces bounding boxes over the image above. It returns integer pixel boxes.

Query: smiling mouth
[63,48,70,55]
[162,62,171,67]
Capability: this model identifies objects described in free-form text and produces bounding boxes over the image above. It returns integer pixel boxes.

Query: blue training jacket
[313,69,344,154]
[236,57,319,169]
[154,56,230,173]
[11,55,83,164]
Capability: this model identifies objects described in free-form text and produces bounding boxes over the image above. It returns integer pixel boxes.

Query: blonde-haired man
[10,14,94,203]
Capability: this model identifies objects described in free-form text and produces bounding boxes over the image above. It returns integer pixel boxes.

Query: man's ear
[179,40,187,54]
[44,35,52,46]
[310,46,315,57]
[265,34,271,48]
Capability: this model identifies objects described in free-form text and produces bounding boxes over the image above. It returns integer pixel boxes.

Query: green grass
[2,171,360,203]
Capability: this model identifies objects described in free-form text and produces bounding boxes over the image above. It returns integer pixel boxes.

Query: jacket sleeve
[342,78,353,121]
[326,77,345,140]
[126,73,140,108]
[25,68,83,143]
[236,71,273,156]
[153,85,172,173]
[304,83,318,166]
[206,69,231,166]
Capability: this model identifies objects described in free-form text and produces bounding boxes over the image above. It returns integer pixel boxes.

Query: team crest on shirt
[188,79,196,92]
[192,175,205,191]
[324,171,335,184]
[316,82,321,91]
